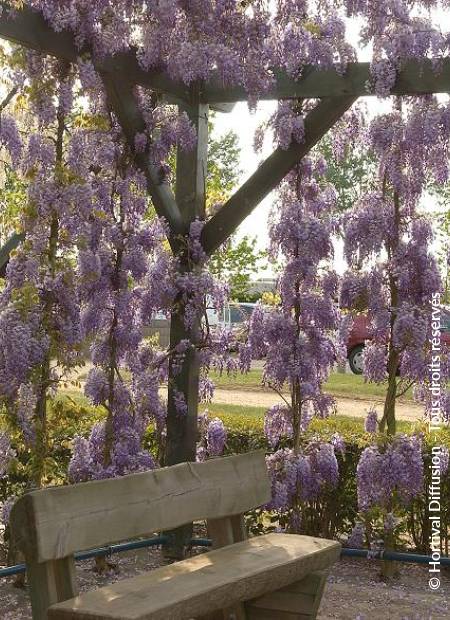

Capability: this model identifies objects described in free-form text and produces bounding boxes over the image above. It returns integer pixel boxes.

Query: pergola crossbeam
[0,2,190,106]
[201,96,357,255]
[203,60,450,102]
[3,5,450,107]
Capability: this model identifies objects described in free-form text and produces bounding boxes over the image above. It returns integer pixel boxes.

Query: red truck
[347,310,450,374]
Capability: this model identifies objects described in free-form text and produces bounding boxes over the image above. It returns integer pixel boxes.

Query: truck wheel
[348,344,364,375]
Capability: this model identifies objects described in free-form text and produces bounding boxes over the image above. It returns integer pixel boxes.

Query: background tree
[208,235,265,301]
[429,183,450,304]
[319,124,377,214]
[207,119,266,300]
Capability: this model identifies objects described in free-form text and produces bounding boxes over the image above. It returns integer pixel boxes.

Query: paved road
[212,388,423,422]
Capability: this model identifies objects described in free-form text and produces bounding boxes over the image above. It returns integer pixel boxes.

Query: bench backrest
[11,450,270,564]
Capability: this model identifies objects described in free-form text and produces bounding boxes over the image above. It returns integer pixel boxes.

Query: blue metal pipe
[2,538,449,578]
[192,538,212,547]
[0,563,26,577]
[74,535,169,561]
[341,547,450,566]
[0,535,170,578]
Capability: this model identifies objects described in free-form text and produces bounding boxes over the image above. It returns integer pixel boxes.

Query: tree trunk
[379,190,401,437]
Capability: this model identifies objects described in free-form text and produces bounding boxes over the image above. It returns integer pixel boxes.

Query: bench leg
[244,570,328,620]
[27,557,78,620]
[197,606,248,620]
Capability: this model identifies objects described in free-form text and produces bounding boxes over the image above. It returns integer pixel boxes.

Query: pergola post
[166,91,209,467]
[164,90,209,557]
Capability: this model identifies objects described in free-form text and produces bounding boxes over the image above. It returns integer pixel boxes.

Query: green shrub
[214,410,450,551]
[2,398,450,555]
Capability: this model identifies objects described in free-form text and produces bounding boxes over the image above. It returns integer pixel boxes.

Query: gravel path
[212,388,423,422]
[1,551,447,619]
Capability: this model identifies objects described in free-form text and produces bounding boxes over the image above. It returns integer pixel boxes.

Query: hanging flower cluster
[357,435,424,513]
[265,440,340,531]
[242,156,343,420]
[0,59,86,488]
[341,98,450,434]
[1,0,450,552]
[68,155,168,479]
[13,0,450,108]
[196,411,227,462]
[0,432,15,478]
[241,155,345,531]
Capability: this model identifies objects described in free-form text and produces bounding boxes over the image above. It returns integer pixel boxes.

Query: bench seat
[48,534,340,620]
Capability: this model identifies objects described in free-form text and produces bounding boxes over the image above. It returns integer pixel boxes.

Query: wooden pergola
[1,5,450,478]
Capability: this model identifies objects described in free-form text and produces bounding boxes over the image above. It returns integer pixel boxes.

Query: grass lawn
[74,365,415,402]
[210,369,414,402]
[58,371,419,436]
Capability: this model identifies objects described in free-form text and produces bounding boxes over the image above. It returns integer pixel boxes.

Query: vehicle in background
[347,309,450,375]
[145,304,257,350]
[207,302,256,342]
[346,315,373,374]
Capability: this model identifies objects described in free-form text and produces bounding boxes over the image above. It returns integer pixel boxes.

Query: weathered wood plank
[10,452,270,563]
[201,96,356,255]
[5,5,450,109]
[230,514,247,543]
[208,518,235,550]
[163,92,209,556]
[47,534,341,620]
[207,516,248,619]
[3,4,450,107]
[165,90,209,467]
[203,60,450,102]
[175,95,209,226]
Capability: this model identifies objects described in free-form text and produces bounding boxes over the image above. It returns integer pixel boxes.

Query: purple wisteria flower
[364,408,378,434]
[0,432,15,478]
[357,435,424,513]
[206,418,227,457]
[346,522,366,549]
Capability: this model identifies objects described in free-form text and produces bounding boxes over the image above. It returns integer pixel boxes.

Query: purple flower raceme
[0,496,16,528]
[346,522,366,549]
[365,408,378,434]
[357,435,424,513]
[342,99,450,430]
[195,412,227,460]
[265,440,339,516]
[3,0,450,540]
[0,114,22,166]
[264,404,293,448]
[206,418,227,457]
[330,432,346,455]
[243,154,345,530]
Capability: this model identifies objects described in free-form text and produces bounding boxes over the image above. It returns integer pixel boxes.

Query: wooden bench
[10,451,341,620]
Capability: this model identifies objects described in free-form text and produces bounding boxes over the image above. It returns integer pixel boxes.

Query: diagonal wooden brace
[101,74,185,241]
[201,96,357,255]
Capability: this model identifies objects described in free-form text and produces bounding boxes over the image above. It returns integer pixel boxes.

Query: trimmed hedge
[214,411,450,551]
[2,398,450,555]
